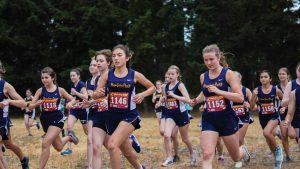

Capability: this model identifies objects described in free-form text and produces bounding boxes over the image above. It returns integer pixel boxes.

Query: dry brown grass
[4,115,300,169]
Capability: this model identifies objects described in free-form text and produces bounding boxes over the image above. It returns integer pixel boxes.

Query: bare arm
[276,87,283,100]
[246,88,256,111]
[3,82,26,108]
[75,87,88,100]
[59,87,76,109]
[281,82,292,107]
[28,88,42,110]
[152,92,156,103]
[92,72,108,99]
[168,83,190,103]
[285,90,296,124]
[208,70,243,103]
[250,88,258,110]
[134,71,156,104]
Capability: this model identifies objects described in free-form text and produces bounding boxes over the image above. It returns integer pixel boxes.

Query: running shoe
[191,150,197,166]
[173,155,180,162]
[36,122,40,130]
[68,130,79,145]
[234,161,243,168]
[274,146,283,169]
[241,146,251,163]
[218,155,225,163]
[285,155,292,163]
[129,134,141,153]
[60,148,73,156]
[21,156,29,169]
[162,157,173,167]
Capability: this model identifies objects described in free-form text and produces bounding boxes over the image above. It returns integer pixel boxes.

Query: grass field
[3,114,300,169]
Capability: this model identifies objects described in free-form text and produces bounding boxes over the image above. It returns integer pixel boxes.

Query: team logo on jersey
[111,83,131,88]
[203,82,223,88]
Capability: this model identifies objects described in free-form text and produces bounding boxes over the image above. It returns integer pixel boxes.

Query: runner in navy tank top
[93,44,155,169]
[250,70,284,169]
[90,49,111,169]
[281,63,300,149]
[284,86,300,137]
[157,71,180,163]
[277,67,294,162]
[23,88,40,136]
[84,58,100,169]
[161,65,196,167]
[60,68,88,156]
[152,80,163,123]
[28,67,79,169]
[231,71,254,168]
[190,44,250,169]
[0,60,28,169]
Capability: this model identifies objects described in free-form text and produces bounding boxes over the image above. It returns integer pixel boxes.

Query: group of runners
[0,44,299,169]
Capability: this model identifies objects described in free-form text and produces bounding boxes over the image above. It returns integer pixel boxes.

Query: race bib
[232,105,245,116]
[166,98,178,110]
[96,98,108,112]
[109,92,129,109]
[72,100,82,109]
[42,98,58,112]
[261,103,275,115]
[206,96,226,112]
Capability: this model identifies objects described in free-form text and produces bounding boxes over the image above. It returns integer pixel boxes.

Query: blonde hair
[202,44,228,68]
[168,65,182,81]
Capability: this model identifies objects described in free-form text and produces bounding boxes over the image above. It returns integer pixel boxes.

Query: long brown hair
[41,67,57,84]
[112,44,134,67]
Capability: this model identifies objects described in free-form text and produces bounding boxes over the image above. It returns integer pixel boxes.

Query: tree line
[1,0,300,111]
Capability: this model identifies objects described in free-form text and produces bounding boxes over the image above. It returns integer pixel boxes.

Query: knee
[41,139,52,149]
[164,134,171,141]
[263,130,271,138]
[93,143,101,154]
[160,130,164,136]
[202,150,214,161]
[107,141,118,152]
[181,137,189,144]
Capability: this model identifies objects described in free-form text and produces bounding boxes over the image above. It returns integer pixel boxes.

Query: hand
[167,91,175,97]
[0,100,9,108]
[243,101,250,108]
[36,100,44,105]
[155,103,160,109]
[66,102,73,109]
[189,98,198,107]
[94,88,105,98]
[87,90,93,96]
[133,93,145,104]
[199,105,204,112]
[71,88,77,95]
[279,107,286,114]
[207,85,221,95]
[253,89,258,95]
[81,99,92,109]
[283,120,290,128]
